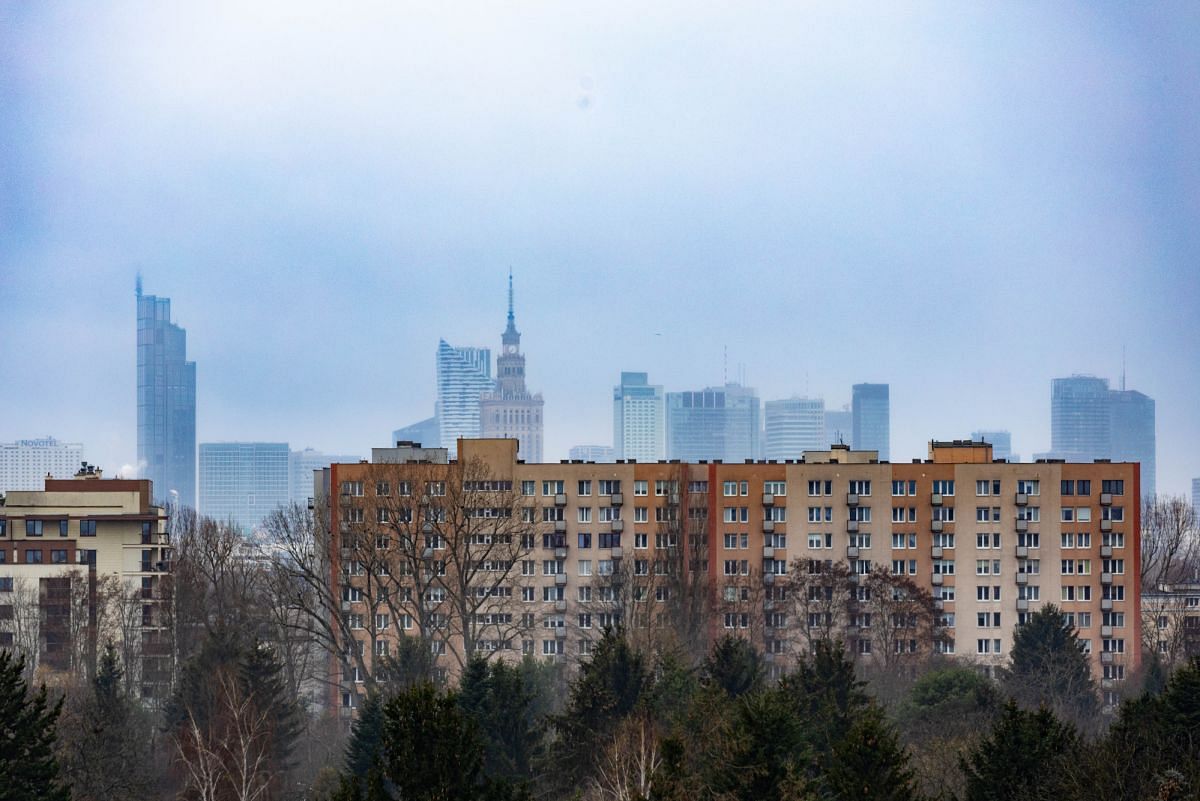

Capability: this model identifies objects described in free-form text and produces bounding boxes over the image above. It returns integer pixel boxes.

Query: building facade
[289,448,360,506]
[613,372,665,462]
[0,437,85,493]
[1141,582,1200,668]
[0,466,171,697]
[851,383,890,461]
[666,384,760,462]
[137,283,197,509]
[971,430,1014,462]
[569,445,615,462]
[436,340,493,458]
[198,442,290,532]
[321,438,1140,712]
[1049,377,1156,497]
[478,275,544,463]
[764,398,825,460]
[1109,390,1155,498]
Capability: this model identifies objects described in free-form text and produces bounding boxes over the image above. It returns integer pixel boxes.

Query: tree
[823,707,918,801]
[1141,495,1199,588]
[457,657,543,784]
[852,569,939,691]
[0,650,70,801]
[377,683,484,801]
[1001,604,1097,724]
[702,634,764,697]
[959,701,1077,801]
[784,558,854,657]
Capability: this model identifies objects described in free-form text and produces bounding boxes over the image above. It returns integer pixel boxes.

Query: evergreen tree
[1001,604,1096,722]
[823,707,918,801]
[0,650,70,801]
[456,657,541,783]
[959,700,1076,801]
[377,683,484,801]
[778,639,870,756]
[702,635,764,698]
[239,639,304,771]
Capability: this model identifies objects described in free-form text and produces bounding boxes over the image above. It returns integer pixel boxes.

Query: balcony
[554,573,567,586]
[1015,493,1028,506]
[931,546,943,559]
[762,546,775,560]
[1100,545,1113,558]
[1015,573,1028,585]
[554,627,567,639]
[1100,651,1114,665]
[1016,545,1029,559]
[1101,572,1113,585]
[610,546,623,559]
[1016,598,1029,612]
[554,520,567,534]
[1015,519,1029,533]
[554,494,567,507]
[611,520,625,534]
[846,520,859,533]
[554,546,568,560]
[762,520,775,534]
[1101,624,1113,638]
[846,545,860,560]
[762,494,775,507]
[1100,519,1113,533]
[931,520,944,533]
[933,599,944,611]
[1100,493,1113,506]
[931,574,944,586]
[846,493,859,507]
[931,493,943,507]
[611,493,624,506]
[555,599,567,613]
[763,573,776,586]
[1101,598,1113,611]
[764,626,777,639]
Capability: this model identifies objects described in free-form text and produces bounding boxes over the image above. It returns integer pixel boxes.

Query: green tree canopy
[1001,604,1096,722]
[0,650,70,801]
[702,634,765,698]
[959,700,1077,801]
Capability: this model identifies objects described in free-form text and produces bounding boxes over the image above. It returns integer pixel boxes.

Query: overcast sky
[2,2,1198,494]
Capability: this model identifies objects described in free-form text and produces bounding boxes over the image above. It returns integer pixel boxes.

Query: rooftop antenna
[507,267,514,324]
[135,272,143,298]
[1120,345,1126,391]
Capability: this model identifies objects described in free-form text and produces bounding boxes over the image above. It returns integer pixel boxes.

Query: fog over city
[2,2,1198,493]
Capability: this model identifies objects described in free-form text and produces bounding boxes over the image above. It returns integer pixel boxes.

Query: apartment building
[321,439,1140,711]
[0,465,172,697]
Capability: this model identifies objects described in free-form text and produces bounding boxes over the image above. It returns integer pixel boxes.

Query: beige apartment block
[0,466,171,697]
[320,439,1140,713]
[1141,581,1200,668]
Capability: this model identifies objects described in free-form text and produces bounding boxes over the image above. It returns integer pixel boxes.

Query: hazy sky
[2,3,1198,494]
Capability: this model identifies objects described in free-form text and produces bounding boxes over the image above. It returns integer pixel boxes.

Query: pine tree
[378,683,484,801]
[959,700,1076,801]
[0,650,71,801]
[1001,604,1096,722]
[239,639,304,771]
[702,634,764,698]
[823,707,918,801]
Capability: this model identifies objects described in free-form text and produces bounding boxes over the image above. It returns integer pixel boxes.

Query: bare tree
[1141,495,1199,588]
[784,558,854,657]
[586,711,664,801]
[852,569,938,679]
[174,670,275,801]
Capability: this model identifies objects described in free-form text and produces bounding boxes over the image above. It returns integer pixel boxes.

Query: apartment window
[848,507,871,523]
[632,507,648,523]
[977,612,1001,628]
[578,560,592,576]
[807,533,828,549]
[1017,532,1039,548]
[577,480,592,496]
[577,507,592,523]
[1103,507,1124,522]
[1101,480,1124,495]
[1016,479,1039,495]
[634,480,648,496]
[341,481,364,496]
[1077,532,1091,547]
[598,480,620,495]
[25,520,43,537]
[723,481,738,497]
[1060,480,1074,496]
[48,549,66,564]
[976,639,1002,655]
[976,560,1000,576]
[740,481,749,496]
[1103,532,1125,548]
[891,480,908,496]
[810,480,832,496]
[976,479,1001,496]
[848,480,871,496]
[1016,507,1040,522]
[348,616,365,631]
[849,533,872,549]
[1061,508,1075,523]
[0,520,5,537]
[636,533,649,549]
[932,480,954,496]
[542,481,564,496]
[25,549,42,564]
[931,507,955,522]
[0,578,11,592]
[79,520,96,537]
[577,532,591,549]
[521,480,535,496]
[764,481,786,496]
[599,532,621,549]
[976,533,1001,549]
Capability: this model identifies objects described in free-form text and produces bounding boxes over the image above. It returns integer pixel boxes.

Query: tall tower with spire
[480,272,544,461]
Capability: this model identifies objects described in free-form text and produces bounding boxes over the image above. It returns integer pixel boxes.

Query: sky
[1,2,1198,494]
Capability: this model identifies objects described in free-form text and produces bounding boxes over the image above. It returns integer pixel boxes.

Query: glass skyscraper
[851,383,890,461]
[971,430,1014,461]
[137,283,196,508]
[613,371,665,461]
[1049,376,1156,497]
[1110,389,1155,497]
[199,442,290,532]
[666,384,760,462]
[764,397,825,460]
[289,448,360,505]
[436,339,492,458]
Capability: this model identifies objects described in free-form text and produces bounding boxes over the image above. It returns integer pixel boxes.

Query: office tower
[1050,376,1112,462]
[0,466,172,696]
[666,384,760,462]
[764,398,825,460]
[1110,390,1156,497]
[851,383,890,460]
[137,282,197,508]
[289,448,360,505]
[198,442,290,532]
[568,445,615,462]
[0,436,84,492]
[613,372,665,461]
[436,340,492,458]
[322,437,1138,698]
[479,274,544,462]
[392,417,440,449]
[972,430,1014,461]
[824,405,852,449]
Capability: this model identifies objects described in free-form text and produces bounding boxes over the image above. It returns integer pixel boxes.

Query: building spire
[507,268,514,325]
[136,271,143,298]
[502,269,520,345]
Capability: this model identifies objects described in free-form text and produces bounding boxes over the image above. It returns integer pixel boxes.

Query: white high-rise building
[199,442,290,533]
[0,436,84,492]
[436,340,493,458]
[613,372,665,462]
[289,448,360,505]
[764,398,825,460]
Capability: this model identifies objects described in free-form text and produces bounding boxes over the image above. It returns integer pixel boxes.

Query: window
[51,549,68,564]
[79,520,96,537]
[977,639,1002,655]
[723,481,738,497]
[809,480,832,496]
[1103,532,1125,548]
[849,533,871,549]
[1103,506,1124,522]
[808,533,830,549]
[25,549,43,564]
[933,532,955,548]
[1101,480,1124,495]
[577,480,592,496]
[521,480,535,496]
[1017,532,1039,548]
[577,507,592,523]
[635,532,649,549]
[848,480,871,496]
[763,481,786,496]
[341,481,364,496]
[578,560,591,576]
[931,507,955,522]
[976,560,1000,575]
[543,480,564,496]
[848,507,871,522]
[634,480,648,496]
[1017,479,1039,495]
[25,520,42,537]
[0,577,11,592]
[976,480,1001,496]
[1016,507,1040,522]
[932,480,955,496]
[1076,480,1091,495]
[892,480,908,496]
[932,559,955,575]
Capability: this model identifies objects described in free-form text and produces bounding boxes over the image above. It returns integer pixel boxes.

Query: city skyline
[3,4,1198,494]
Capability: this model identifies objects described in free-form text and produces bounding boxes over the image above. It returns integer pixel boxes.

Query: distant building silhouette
[479,273,544,462]
[436,340,492,458]
[764,397,825,460]
[392,417,440,450]
[1110,389,1155,497]
[971,430,1015,461]
[613,371,665,462]
[199,442,289,532]
[851,383,890,461]
[824,405,852,449]
[137,282,196,508]
[1048,376,1156,496]
[568,445,615,462]
[289,448,359,505]
[0,436,84,492]
[667,383,760,462]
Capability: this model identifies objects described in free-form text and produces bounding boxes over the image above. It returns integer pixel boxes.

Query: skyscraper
[824,405,852,449]
[666,384,760,462]
[479,273,544,462]
[290,448,360,505]
[971,430,1014,461]
[1110,389,1156,497]
[851,383,890,460]
[199,442,290,532]
[392,417,440,449]
[613,371,665,461]
[1051,376,1112,463]
[764,397,825,460]
[0,436,84,492]
[436,340,492,458]
[568,445,615,462]
[137,281,196,508]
